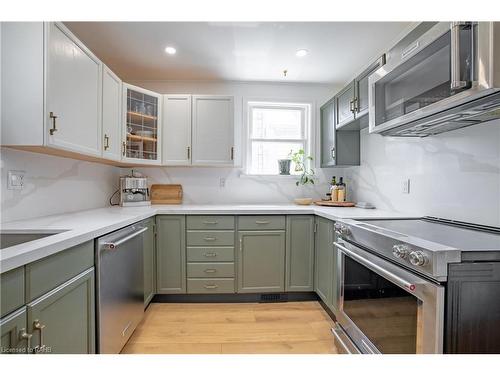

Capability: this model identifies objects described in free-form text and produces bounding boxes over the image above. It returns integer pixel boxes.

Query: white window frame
[244,100,312,176]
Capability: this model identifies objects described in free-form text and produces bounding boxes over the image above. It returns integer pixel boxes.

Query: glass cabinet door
[124,85,161,163]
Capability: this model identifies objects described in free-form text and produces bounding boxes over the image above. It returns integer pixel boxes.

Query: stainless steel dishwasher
[96,223,147,354]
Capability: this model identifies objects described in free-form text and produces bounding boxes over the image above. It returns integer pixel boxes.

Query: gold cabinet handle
[230,146,234,160]
[349,100,355,113]
[203,237,217,241]
[18,328,33,351]
[33,320,46,352]
[122,141,126,156]
[204,269,217,273]
[49,112,58,135]
[187,146,190,160]
[203,252,217,257]
[353,97,359,112]
[204,284,218,289]
[104,134,110,151]
[255,220,271,225]
[331,148,336,159]
[203,221,218,225]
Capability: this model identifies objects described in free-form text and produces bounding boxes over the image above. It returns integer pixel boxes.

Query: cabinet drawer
[187,263,235,278]
[187,231,234,246]
[187,247,235,262]
[187,216,235,230]
[238,216,286,230]
[1,267,25,318]
[25,240,94,302]
[187,278,235,294]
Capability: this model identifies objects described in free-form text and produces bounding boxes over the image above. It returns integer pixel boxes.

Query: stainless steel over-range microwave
[369,22,500,137]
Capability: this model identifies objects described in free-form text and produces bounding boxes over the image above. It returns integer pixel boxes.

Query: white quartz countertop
[0,204,413,273]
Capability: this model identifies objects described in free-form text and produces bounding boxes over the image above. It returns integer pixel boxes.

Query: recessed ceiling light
[296,49,308,57]
[165,46,177,55]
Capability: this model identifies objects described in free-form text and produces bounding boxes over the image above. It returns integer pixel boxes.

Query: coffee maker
[119,171,151,207]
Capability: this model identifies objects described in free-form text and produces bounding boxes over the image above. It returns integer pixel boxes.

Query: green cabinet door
[238,231,285,293]
[156,215,186,294]
[0,307,29,354]
[314,217,334,310]
[143,218,156,306]
[285,216,315,292]
[26,268,95,354]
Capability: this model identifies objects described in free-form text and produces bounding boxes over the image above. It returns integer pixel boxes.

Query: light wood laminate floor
[121,301,338,354]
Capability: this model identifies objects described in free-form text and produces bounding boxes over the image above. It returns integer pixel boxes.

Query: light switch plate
[7,170,26,190]
[402,178,410,194]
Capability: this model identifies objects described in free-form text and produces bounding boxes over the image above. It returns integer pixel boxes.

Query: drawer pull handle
[204,284,218,289]
[19,329,33,350]
[204,237,217,241]
[204,269,217,273]
[33,320,46,352]
[255,220,271,224]
[203,221,218,225]
[203,252,217,257]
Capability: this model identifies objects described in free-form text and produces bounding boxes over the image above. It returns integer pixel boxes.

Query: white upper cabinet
[122,83,162,165]
[102,65,122,161]
[192,95,234,166]
[46,22,102,156]
[163,95,192,165]
[1,22,103,158]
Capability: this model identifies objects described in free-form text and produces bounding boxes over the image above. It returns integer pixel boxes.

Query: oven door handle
[334,242,416,292]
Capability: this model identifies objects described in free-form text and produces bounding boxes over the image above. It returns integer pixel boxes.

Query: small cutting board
[151,184,183,204]
[314,200,356,207]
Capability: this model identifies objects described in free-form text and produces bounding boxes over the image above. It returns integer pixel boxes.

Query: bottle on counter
[330,176,339,202]
[337,177,346,202]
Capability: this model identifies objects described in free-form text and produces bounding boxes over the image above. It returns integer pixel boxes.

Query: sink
[0,230,67,249]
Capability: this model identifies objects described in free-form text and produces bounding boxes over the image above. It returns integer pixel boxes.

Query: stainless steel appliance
[369,22,500,137]
[96,223,147,353]
[120,172,151,207]
[332,217,500,354]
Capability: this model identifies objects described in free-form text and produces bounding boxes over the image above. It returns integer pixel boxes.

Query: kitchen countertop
[0,204,413,273]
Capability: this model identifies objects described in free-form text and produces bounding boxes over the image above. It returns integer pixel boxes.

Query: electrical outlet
[402,178,410,194]
[7,170,26,190]
[219,177,226,188]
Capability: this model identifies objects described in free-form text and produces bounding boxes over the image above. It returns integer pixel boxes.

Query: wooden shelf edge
[127,111,157,120]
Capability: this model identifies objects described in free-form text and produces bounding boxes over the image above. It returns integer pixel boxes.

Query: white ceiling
[65,22,412,84]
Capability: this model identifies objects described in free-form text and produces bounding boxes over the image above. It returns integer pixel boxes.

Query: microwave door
[369,22,476,134]
[334,241,445,354]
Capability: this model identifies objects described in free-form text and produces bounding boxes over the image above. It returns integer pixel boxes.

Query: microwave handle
[450,22,470,91]
[334,241,416,292]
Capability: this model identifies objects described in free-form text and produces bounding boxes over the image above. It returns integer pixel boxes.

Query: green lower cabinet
[285,216,315,292]
[0,307,29,354]
[1,267,25,318]
[237,231,285,293]
[143,218,156,306]
[156,215,186,294]
[314,217,334,310]
[26,268,95,354]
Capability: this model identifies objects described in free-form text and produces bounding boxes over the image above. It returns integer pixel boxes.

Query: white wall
[0,148,121,223]
[349,120,500,227]
[128,80,340,204]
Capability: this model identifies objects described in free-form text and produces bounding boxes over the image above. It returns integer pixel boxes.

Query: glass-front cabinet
[122,84,162,164]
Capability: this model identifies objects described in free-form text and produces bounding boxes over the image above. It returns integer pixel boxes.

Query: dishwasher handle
[102,226,148,250]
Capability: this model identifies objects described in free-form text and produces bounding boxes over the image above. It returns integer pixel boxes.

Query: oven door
[334,240,444,354]
[368,22,488,134]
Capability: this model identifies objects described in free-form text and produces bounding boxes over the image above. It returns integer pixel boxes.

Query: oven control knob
[392,244,409,259]
[409,251,428,266]
[334,223,350,236]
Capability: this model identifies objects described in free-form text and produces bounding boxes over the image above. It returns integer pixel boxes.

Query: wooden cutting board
[151,184,183,204]
[314,200,356,207]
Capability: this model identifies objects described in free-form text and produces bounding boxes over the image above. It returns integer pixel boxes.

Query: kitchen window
[246,101,311,175]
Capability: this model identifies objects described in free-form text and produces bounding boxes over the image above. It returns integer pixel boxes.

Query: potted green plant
[289,149,316,205]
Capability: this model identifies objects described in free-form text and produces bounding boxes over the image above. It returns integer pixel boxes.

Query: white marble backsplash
[349,120,500,227]
[0,148,121,223]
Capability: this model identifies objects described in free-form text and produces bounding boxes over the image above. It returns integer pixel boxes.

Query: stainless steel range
[332,217,500,354]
